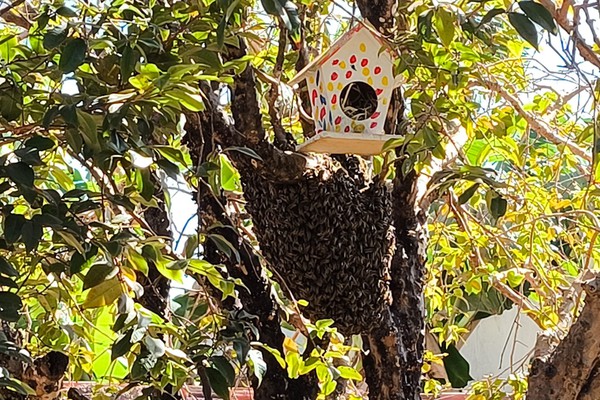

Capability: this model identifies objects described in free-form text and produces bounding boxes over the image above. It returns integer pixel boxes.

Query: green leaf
[25,136,55,151]
[156,260,184,283]
[120,45,135,84]
[5,162,34,187]
[156,159,179,180]
[220,155,240,192]
[479,8,505,27]
[0,292,22,322]
[60,105,78,127]
[83,277,123,308]
[211,356,235,386]
[56,230,85,254]
[247,349,267,385]
[458,183,480,205]
[0,377,35,395]
[205,367,230,399]
[76,110,100,152]
[490,195,508,219]
[435,8,456,47]
[43,27,68,50]
[0,257,18,277]
[508,12,539,49]
[519,1,557,34]
[165,89,205,112]
[56,6,78,17]
[21,221,42,252]
[111,330,133,360]
[207,234,240,263]
[4,214,24,244]
[0,82,22,122]
[83,264,117,290]
[216,17,227,49]
[337,366,363,381]
[0,277,17,289]
[126,248,149,275]
[322,380,337,396]
[59,38,87,73]
[442,343,472,388]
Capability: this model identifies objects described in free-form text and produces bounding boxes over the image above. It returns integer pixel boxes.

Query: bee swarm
[242,160,394,335]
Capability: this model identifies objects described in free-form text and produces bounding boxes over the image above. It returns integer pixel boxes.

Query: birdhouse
[289,22,402,155]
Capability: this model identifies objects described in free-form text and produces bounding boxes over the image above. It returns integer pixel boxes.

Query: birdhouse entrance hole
[340,81,378,121]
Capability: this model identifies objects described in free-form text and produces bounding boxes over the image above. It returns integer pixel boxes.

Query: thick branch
[355,0,397,35]
[528,275,600,399]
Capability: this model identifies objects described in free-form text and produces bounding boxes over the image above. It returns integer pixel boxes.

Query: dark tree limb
[201,2,426,398]
[184,92,319,399]
[137,179,172,318]
[528,274,600,400]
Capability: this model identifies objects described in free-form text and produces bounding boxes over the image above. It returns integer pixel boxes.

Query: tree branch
[482,78,592,163]
[538,0,600,69]
[528,274,600,400]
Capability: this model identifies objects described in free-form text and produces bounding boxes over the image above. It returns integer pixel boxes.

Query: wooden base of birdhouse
[297,132,402,155]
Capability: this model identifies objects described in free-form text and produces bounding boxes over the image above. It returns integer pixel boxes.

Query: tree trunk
[0,323,69,400]
[187,2,426,397]
[528,274,600,400]
[184,110,319,399]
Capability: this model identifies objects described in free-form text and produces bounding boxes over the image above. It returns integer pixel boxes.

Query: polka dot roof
[290,23,395,136]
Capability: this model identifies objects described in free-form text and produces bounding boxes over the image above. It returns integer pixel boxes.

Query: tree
[0,0,599,398]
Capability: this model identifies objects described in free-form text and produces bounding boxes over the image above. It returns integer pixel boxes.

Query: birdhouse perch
[289,22,402,155]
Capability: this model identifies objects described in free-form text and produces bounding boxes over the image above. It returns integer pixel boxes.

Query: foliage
[0,0,599,397]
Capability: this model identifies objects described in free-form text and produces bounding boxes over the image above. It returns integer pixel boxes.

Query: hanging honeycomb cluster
[241,164,394,335]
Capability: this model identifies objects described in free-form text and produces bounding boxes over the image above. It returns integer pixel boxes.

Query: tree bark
[184,105,319,399]
[0,323,69,400]
[528,274,600,400]
[187,2,426,398]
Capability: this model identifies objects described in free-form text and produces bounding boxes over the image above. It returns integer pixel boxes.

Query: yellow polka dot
[339,61,346,69]
[335,125,341,132]
[327,82,334,91]
[362,67,370,76]
[368,77,373,85]
[337,83,343,90]
[319,84,323,91]
[382,76,389,86]
[309,76,315,84]
[332,104,337,110]
[360,43,366,52]
[383,98,388,105]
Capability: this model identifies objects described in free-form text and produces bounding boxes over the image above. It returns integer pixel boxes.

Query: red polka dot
[361,59,368,67]
[311,89,318,105]
[320,108,326,120]
[332,94,337,104]
[376,88,383,95]
[346,71,353,79]
[317,128,323,134]
[344,126,350,132]
[332,59,339,65]
[335,116,342,125]
[374,66,382,74]
[350,55,357,63]
[331,72,338,81]
[370,122,378,129]
[371,112,380,119]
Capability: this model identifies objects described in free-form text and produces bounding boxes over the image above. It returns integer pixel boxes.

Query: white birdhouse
[289,22,402,155]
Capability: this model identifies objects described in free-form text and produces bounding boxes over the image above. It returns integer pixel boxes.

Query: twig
[482,78,592,163]
[538,0,600,69]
